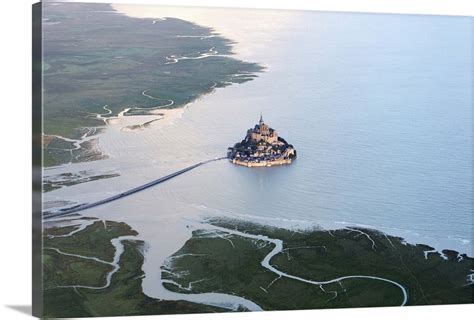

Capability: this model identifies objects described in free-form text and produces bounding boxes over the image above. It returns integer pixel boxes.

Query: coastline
[42,215,473,316]
[163,217,473,308]
[111,3,299,62]
[42,2,263,167]
[42,3,270,305]
[42,4,473,313]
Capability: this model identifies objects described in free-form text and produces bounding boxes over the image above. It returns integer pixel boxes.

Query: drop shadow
[6,305,32,316]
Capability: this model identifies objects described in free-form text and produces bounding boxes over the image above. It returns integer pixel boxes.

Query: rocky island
[228,115,296,167]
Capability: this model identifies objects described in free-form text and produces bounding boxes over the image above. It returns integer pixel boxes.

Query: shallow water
[44,7,473,301]
[127,10,473,253]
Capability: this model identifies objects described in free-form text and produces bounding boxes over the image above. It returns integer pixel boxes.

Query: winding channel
[46,217,263,311]
[46,220,137,291]
[164,47,226,65]
[191,223,409,307]
[46,216,408,311]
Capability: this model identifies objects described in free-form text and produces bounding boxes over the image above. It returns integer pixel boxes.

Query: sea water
[44,8,473,299]
[134,10,473,254]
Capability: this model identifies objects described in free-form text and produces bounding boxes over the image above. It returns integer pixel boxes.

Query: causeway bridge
[44,157,228,219]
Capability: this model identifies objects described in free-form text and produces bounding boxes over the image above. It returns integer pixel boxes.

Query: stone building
[248,114,279,144]
[228,114,296,167]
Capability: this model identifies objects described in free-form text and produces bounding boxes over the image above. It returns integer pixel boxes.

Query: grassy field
[42,2,263,166]
[43,171,120,192]
[163,217,473,310]
[42,219,227,317]
[42,217,473,316]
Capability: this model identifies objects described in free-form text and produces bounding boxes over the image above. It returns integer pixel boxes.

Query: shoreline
[42,2,263,167]
[42,5,272,306]
[41,4,473,311]
[42,215,472,316]
[162,217,472,309]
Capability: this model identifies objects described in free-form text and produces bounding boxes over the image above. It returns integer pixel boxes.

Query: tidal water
[144,11,473,254]
[44,9,473,300]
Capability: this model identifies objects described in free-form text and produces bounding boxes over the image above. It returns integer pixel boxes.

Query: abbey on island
[227,115,297,167]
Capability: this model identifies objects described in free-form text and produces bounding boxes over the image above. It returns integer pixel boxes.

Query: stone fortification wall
[231,158,292,167]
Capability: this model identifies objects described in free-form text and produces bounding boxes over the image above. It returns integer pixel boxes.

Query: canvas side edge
[32,2,43,318]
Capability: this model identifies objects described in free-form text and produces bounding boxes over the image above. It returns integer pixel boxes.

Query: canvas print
[33,1,473,317]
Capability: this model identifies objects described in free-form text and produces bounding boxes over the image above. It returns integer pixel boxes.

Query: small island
[228,115,297,167]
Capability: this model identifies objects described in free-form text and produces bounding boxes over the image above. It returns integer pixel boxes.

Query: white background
[0,1,472,319]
